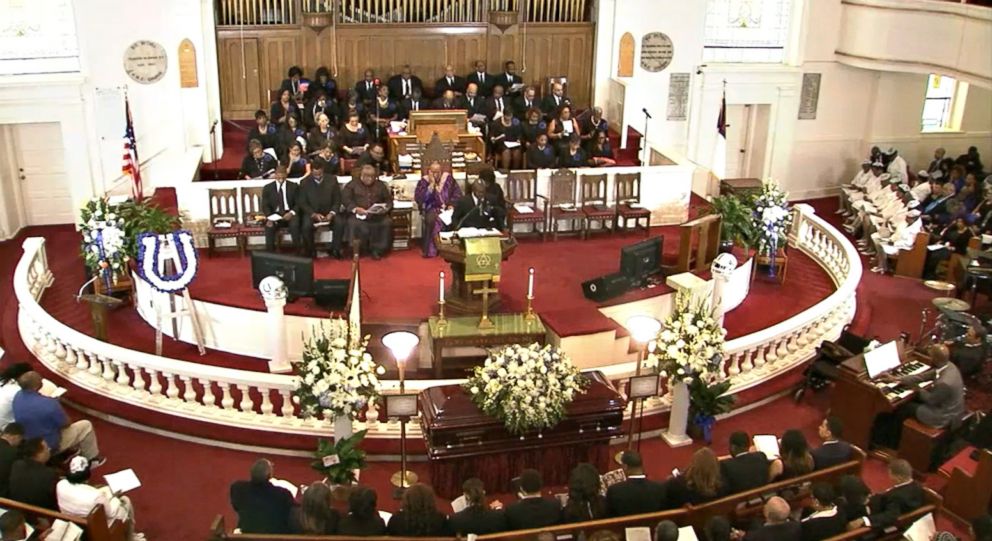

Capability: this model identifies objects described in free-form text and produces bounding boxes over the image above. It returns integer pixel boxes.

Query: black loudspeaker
[582,272,630,302]
[313,279,350,309]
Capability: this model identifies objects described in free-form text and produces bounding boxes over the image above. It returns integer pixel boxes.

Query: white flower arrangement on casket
[464,343,588,435]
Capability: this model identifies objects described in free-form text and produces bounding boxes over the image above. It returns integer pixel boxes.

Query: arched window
[0,0,80,75]
[703,0,793,63]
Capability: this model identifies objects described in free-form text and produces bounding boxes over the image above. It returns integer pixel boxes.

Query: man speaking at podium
[451,179,506,232]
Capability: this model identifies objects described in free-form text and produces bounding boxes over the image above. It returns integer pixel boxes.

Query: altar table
[427,313,546,378]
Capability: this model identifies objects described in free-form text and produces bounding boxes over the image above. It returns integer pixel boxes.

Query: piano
[419,370,625,498]
[830,341,932,451]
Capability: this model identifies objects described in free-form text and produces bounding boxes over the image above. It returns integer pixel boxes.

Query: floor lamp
[382,330,420,495]
[616,314,662,463]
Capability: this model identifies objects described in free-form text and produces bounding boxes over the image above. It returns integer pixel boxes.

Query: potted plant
[312,429,368,499]
[706,194,756,254]
[686,377,735,444]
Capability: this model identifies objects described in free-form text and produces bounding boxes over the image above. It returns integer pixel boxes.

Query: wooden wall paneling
[260,35,300,97]
[220,37,262,119]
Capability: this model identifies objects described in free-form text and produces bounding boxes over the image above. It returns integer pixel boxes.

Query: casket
[418,370,625,498]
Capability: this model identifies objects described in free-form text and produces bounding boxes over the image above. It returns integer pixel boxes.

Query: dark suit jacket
[432,97,460,110]
[811,441,852,470]
[505,497,561,530]
[526,144,557,169]
[466,71,495,96]
[262,180,301,216]
[451,193,505,230]
[458,95,486,118]
[299,175,343,217]
[605,477,667,517]
[0,439,18,498]
[229,480,294,534]
[744,521,802,541]
[865,482,925,529]
[483,96,512,119]
[514,96,540,118]
[720,451,770,494]
[386,509,450,536]
[387,75,423,100]
[449,507,508,535]
[494,72,523,94]
[399,98,429,119]
[354,80,378,104]
[800,509,847,541]
[279,77,310,96]
[8,459,58,511]
[338,514,387,536]
[434,75,467,95]
[540,95,571,117]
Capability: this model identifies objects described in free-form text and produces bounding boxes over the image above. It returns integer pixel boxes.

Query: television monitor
[620,236,663,285]
[250,251,314,300]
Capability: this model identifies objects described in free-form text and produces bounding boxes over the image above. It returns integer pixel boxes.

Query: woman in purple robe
[415,161,463,257]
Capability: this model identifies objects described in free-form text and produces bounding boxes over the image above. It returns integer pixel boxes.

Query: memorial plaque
[799,72,821,120]
[618,32,635,77]
[640,32,674,73]
[178,39,198,88]
[123,40,167,84]
[667,72,690,120]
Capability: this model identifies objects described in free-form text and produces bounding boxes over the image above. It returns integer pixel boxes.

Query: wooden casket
[418,370,625,498]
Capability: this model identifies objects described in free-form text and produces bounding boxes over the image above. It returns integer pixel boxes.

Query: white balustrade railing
[14,203,860,441]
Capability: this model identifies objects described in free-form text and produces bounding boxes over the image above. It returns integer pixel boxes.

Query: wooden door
[220,37,261,119]
[13,123,74,226]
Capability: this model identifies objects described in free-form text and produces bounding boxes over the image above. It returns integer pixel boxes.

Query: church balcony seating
[548,168,584,241]
[505,170,547,240]
[579,173,615,240]
[614,172,651,237]
[207,188,244,257]
[0,497,127,541]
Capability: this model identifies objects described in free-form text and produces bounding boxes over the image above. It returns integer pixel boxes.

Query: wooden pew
[0,497,127,541]
[893,231,929,278]
[825,487,942,541]
[941,447,992,523]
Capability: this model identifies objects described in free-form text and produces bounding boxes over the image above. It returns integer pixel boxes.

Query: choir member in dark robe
[286,142,310,178]
[240,141,278,180]
[247,110,277,151]
[415,161,463,257]
[558,134,590,168]
[279,66,309,96]
[354,69,377,107]
[526,133,557,169]
[580,106,609,142]
[299,159,347,259]
[270,89,297,126]
[434,64,466,96]
[307,66,337,102]
[387,65,423,101]
[490,110,523,170]
[343,164,393,259]
[311,142,341,176]
[260,165,301,252]
[587,131,616,167]
[369,85,398,141]
[304,91,336,130]
[548,105,581,154]
[514,87,539,120]
[466,60,494,97]
[307,112,337,153]
[274,114,305,160]
[355,143,391,175]
[521,108,547,149]
[399,88,428,120]
[338,90,366,128]
[338,112,370,158]
[495,61,523,97]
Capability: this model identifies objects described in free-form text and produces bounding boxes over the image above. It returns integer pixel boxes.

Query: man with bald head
[848,459,923,531]
[12,372,104,466]
[540,82,570,119]
[434,64,466,95]
[459,83,486,123]
[743,496,800,540]
[432,89,458,110]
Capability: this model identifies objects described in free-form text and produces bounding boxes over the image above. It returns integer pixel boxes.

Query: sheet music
[678,526,700,540]
[439,208,454,226]
[624,527,651,541]
[503,140,521,149]
[451,494,468,513]
[513,203,534,214]
[752,434,780,459]
[457,227,501,238]
[903,512,936,541]
[864,341,901,379]
[104,469,141,494]
[270,478,299,498]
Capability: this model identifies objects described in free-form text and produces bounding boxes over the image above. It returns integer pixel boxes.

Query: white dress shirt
[911,181,932,202]
[0,381,20,428]
[57,481,128,522]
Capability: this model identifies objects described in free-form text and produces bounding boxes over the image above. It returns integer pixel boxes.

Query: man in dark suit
[459,83,486,124]
[720,431,770,494]
[494,60,523,97]
[387,65,423,101]
[399,88,428,120]
[505,469,561,530]
[260,165,301,253]
[743,497,801,541]
[484,85,510,121]
[299,159,346,259]
[451,180,505,231]
[466,60,494,97]
[514,86,540,120]
[847,459,924,531]
[229,458,294,534]
[448,478,507,535]
[354,69,378,107]
[606,451,666,517]
[7,438,58,510]
[0,422,23,498]
[435,64,466,96]
[540,82,571,119]
[812,416,853,470]
[800,483,847,541]
[432,89,460,111]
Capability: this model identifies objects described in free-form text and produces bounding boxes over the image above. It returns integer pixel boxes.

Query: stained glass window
[703,0,793,63]
[0,0,80,75]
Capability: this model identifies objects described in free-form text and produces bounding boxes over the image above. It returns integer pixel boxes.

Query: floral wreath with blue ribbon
[136,230,199,293]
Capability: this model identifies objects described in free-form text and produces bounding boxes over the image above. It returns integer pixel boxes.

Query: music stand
[384,393,419,498]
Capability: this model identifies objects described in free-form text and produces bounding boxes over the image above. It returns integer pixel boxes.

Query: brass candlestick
[524,294,537,321]
[437,299,448,328]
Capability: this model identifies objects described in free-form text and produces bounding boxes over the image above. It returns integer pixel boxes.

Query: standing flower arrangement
[293,321,385,421]
[751,179,792,277]
[79,197,129,290]
[464,343,588,435]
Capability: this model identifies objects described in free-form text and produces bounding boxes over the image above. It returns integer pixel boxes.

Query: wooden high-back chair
[549,168,582,241]
[505,170,547,240]
[615,172,651,237]
[579,173,613,239]
[206,188,242,256]
[239,186,268,250]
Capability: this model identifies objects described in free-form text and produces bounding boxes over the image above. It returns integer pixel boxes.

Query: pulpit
[436,236,518,314]
[418,370,625,498]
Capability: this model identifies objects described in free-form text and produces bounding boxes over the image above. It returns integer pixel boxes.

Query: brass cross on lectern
[472,280,499,330]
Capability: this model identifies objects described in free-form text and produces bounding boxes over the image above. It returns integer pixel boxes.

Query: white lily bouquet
[294,321,385,421]
[644,291,727,384]
[79,197,129,287]
[465,343,588,435]
[752,179,792,263]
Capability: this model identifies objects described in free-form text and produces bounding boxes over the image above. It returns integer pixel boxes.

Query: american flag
[122,97,143,201]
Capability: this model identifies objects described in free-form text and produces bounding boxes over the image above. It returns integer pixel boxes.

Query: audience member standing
[505,469,561,530]
[386,483,450,537]
[448,478,507,536]
[606,451,667,517]
[7,438,58,510]
[12,372,104,465]
[229,459,294,534]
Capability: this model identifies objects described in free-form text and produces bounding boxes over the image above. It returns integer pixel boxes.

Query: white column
[259,276,291,374]
[662,381,692,448]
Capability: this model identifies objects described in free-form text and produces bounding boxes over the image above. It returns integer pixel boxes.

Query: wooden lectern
[675,214,721,273]
[436,236,518,315]
[78,293,124,341]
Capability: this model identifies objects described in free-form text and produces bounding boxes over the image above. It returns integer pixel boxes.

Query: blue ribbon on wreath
[95,229,112,292]
[768,234,778,278]
[136,230,199,293]
[692,413,717,444]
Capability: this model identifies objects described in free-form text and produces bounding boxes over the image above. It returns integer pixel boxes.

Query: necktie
[448,77,453,86]
[413,101,419,111]
[277,184,285,213]
[403,80,410,96]
[469,98,474,107]
[556,96,560,106]
[367,81,371,91]
[497,98,503,112]
[480,73,485,84]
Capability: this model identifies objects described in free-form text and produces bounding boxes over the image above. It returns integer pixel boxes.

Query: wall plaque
[799,72,821,120]
[667,73,690,121]
[617,32,635,77]
[640,32,674,73]
[123,40,168,85]
[178,39,198,88]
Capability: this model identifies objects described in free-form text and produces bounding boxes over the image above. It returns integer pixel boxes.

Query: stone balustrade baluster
[147,369,162,396]
[131,367,146,394]
[201,379,216,408]
[180,376,196,404]
[101,356,115,381]
[237,384,253,414]
[220,384,235,410]
[279,390,294,418]
[114,361,129,386]
[260,389,274,416]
